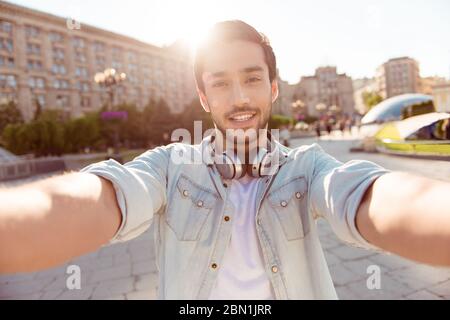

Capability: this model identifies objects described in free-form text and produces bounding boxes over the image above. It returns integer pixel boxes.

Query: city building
[432,82,450,113]
[0,0,196,121]
[272,74,295,117]
[420,76,447,95]
[353,77,377,115]
[293,66,355,117]
[375,56,421,99]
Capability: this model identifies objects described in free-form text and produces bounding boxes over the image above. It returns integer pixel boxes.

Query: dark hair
[194,20,277,93]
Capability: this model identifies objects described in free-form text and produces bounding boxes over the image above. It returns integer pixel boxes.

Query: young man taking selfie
[0,20,450,300]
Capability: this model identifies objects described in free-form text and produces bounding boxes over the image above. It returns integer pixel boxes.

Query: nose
[230,82,250,107]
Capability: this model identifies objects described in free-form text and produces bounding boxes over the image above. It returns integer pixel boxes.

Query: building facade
[272,74,295,117]
[432,82,450,113]
[353,77,377,115]
[294,66,355,117]
[375,56,421,99]
[0,1,196,121]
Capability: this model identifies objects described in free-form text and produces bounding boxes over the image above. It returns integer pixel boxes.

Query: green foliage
[0,101,23,133]
[3,110,65,156]
[268,114,295,129]
[362,91,384,111]
[1,98,212,156]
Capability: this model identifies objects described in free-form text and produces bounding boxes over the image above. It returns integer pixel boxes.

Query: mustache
[225,107,259,118]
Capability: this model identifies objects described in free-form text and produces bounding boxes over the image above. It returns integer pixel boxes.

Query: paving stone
[404,290,443,300]
[126,289,157,300]
[428,280,450,298]
[135,273,158,291]
[332,245,375,261]
[88,265,132,284]
[328,264,359,287]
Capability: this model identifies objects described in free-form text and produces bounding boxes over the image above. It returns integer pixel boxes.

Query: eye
[212,81,227,88]
[247,76,261,83]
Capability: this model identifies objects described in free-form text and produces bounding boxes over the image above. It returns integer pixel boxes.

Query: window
[52,64,67,75]
[27,59,42,71]
[35,94,46,107]
[56,95,70,108]
[128,51,137,62]
[0,37,13,53]
[0,74,17,88]
[52,48,65,60]
[112,46,122,57]
[28,77,45,89]
[53,79,69,89]
[26,43,41,55]
[75,66,88,78]
[112,61,122,69]
[0,20,12,34]
[72,37,85,48]
[81,97,90,108]
[95,55,105,67]
[0,55,14,67]
[75,51,86,63]
[0,92,17,104]
[49,31,64,43]
[76,81,90,92]
[25,25,40,38]
[93,41,105,52]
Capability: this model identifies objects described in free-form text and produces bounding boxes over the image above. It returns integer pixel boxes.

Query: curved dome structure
[361,94,433,125]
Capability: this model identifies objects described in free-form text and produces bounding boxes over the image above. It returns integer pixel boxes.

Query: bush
[268,114,295,129]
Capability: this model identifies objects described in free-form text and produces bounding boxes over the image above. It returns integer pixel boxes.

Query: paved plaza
[1,133,450,300]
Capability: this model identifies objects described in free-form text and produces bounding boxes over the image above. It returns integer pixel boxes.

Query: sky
[7,0,450,84]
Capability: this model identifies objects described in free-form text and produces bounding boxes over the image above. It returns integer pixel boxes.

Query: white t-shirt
[208,174,275,300]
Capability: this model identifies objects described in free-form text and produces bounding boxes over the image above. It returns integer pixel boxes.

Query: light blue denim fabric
[81,135,390,299]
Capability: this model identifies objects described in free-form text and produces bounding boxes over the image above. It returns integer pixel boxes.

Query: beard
[208,102,273,164]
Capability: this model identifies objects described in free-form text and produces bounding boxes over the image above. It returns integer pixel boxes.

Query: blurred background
[0,0,449,300]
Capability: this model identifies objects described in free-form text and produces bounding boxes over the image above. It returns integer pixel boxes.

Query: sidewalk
[1,136,449,299]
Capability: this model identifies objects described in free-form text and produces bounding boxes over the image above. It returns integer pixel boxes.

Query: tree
[179,98,214,141]
[0,101,23,134]
[64,113,101,153]
[148,98,177,145]
[362,91,383,111]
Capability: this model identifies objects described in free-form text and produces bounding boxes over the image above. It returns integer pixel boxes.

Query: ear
[271,80,279,103]
[197,87,211,113]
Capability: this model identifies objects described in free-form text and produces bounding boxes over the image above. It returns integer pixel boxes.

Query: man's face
[198,40,278,144]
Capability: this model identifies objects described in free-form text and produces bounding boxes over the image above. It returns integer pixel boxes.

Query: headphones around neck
[208,133,281,180]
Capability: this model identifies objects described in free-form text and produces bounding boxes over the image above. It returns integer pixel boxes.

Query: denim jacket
[81,135,390,299]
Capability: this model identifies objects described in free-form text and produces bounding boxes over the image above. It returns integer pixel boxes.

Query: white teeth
[230,113,255,121]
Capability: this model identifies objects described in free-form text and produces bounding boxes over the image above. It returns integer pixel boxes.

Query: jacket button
[197,200,204,207]
[271,265,278,273]
[280,200,287,207]
[224,216,230,222]
[257,218,261,225]
[295,192,302,199]
[211,263,218,269]
[182,190,189,197]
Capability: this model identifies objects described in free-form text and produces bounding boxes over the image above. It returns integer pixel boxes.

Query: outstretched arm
[356,172,450,266]
[0,172,121,273]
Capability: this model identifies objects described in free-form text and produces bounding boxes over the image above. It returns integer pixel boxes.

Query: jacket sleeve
[309,143,391,250]
[80,146,169,244]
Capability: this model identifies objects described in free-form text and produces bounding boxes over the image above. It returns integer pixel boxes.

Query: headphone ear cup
[248,148,267,178]
[215,152,246,180]
[248,148,279,177]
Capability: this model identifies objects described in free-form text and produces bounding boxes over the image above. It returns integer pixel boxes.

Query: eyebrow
[209,65,264,79]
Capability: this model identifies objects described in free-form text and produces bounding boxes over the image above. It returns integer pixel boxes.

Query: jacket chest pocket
[166,174,218,241]
[267,176,310,241]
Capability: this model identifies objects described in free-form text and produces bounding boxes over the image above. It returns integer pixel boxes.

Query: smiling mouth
[228,112,257,122]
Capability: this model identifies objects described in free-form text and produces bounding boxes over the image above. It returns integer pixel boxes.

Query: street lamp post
[291,99,305,122]
[94,68,127,161]
[94,68,126,111]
